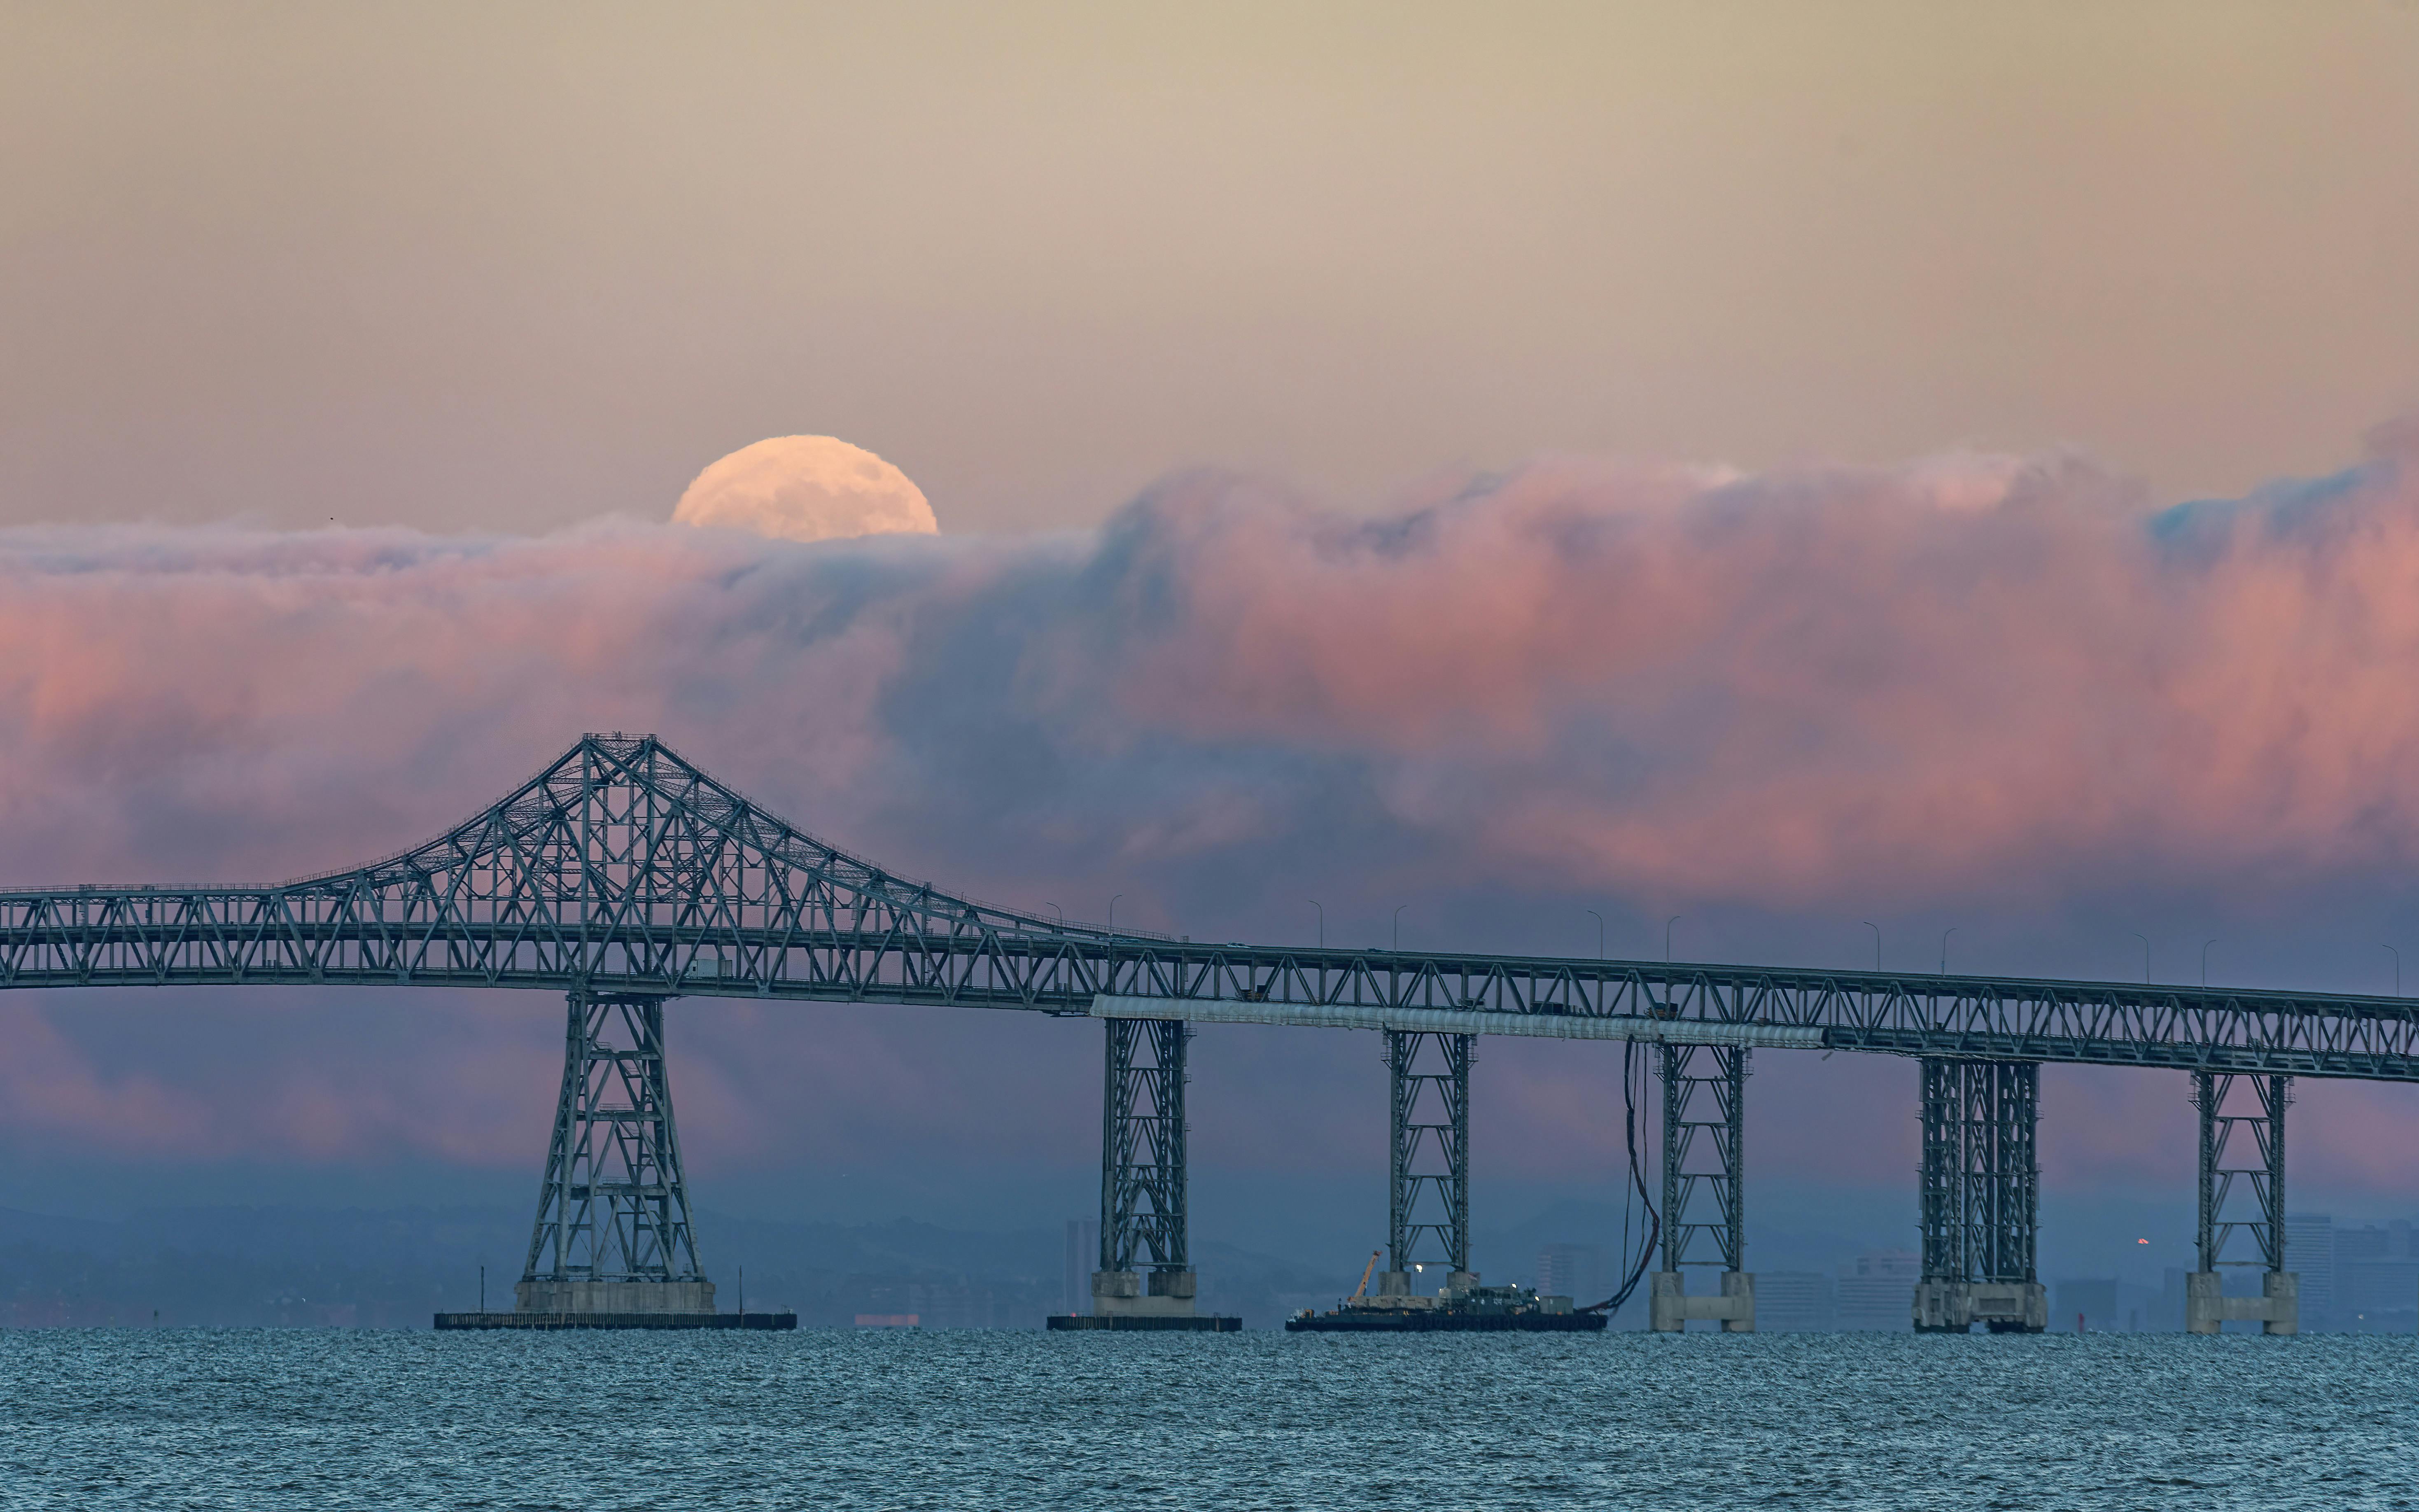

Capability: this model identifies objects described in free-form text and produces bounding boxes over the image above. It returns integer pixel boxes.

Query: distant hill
[0,1205,1360,1330]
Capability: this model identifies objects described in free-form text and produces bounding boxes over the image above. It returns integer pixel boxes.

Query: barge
[1286,1279,1606,1333]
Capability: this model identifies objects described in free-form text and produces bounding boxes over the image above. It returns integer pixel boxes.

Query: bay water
[1,1328,2410,1510]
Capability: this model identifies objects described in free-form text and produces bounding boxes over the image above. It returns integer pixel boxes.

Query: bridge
[4,733,2394,1331]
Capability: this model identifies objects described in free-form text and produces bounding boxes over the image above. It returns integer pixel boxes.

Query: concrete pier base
[1648,1270,1755,1332]
[1913,1280,2046,1332]
[439,1310,791,1330]
[1091,1268,1198,1317]
[2185,1270,2298,1335]
[1047,1313,1241,1331]
[514,1279,716,1315]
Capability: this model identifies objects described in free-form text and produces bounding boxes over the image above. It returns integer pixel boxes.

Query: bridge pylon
[1380,1031,1474,1297]
[1649,1043,1755,1331]
[2187,1072,2297,1334]
[517,990,714,1316]
[1090,1017,1199,1318]
[1913,1058,2046,1332]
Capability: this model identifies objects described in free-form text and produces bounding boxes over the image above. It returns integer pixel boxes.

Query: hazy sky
[5,2,2416,533]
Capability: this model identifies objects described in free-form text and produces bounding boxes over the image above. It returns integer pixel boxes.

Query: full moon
[671,436,939,544]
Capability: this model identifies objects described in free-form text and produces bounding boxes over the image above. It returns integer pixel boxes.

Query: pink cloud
[5,429,2419,1197]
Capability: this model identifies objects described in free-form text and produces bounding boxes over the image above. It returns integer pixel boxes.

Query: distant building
[2055,1278,2120,1332]
[2284,1213,2334,1327]
[1062,1219,1099,1316]
[1836,1250,1920,1330]
[1536,1243,1609,1304]
[2335,1221,2419,1329]
[1757,1271,1836,1331]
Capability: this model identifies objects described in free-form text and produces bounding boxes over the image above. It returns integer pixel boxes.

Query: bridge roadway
[0,733,2384,1332]
[2,891,2415,1081]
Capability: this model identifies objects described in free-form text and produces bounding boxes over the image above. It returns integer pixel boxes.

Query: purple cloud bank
[7,425,2419,1194]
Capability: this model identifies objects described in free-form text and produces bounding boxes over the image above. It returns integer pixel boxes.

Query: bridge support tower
[1091,1017,1198,1317]
[1380,1031,1475,1296]
[1650,1044,1754,1331]
[518,991,714,1315]
[2187,1072,2297,1334]
[1913,1058,2046,1332]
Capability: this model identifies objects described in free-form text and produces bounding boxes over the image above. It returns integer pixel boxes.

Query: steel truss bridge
[0,734,2387,1331]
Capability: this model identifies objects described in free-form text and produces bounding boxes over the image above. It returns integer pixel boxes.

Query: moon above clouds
[672,436,939,544]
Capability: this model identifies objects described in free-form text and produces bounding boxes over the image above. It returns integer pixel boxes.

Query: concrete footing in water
[1913,1280,2047,1333]
[1046,1314,1242,1331]
[434,1311,796,1330]
[1649,1270,1755,1332]
[2185,1270,2297,1335]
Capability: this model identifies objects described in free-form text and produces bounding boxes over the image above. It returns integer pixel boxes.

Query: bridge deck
[2,733,2410,1081]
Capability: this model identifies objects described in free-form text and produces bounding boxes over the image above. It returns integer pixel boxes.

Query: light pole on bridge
[2131,932,2151,984]
[2203,938,2217,987]
[1864,922,1880,971]
[1108,894,1122,933]
[1308,899,1323,949]
[2386,944,2401,997]
[1939,927,1956,975]
[1586,909,1604,960]
[1393,905,1407,952]
[1665,915,1681,963]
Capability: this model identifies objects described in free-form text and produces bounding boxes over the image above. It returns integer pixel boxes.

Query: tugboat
[1284,1250,1609,1333]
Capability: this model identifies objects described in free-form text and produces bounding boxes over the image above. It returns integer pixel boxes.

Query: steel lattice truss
[2196,1072,2288,1272]
[1919,1059,2039,1286]
[525,992,703,1286]
[1661,1044,1747,1273]
[1101,1017,1187,1274]
[7,733,2419,1081]
[1386,1030,1470,1274]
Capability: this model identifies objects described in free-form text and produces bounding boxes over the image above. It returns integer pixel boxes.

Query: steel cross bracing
[2195,1072,2289,1273]
[1919,1059,2039,1287]
[1100,1018,1188,1274]
[1386,1031,1470,1274]
[1660,1044,1746,1274]
[8,733,2419,1082]
[525,991,703,1286]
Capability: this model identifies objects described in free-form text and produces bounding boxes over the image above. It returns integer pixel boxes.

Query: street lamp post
[1864,922,1880,971]
[1665,915,1682,963]
[1585,909,1605,960]
[1108,894,1123,933]
[1393,905,1407,952]
[2386,944,2402,997]
[2130,932,2150,984]
[2202,938,2217,987]
[1045,902,1064,927]
[1308,899,1324,949]
[1939,927,1957,975]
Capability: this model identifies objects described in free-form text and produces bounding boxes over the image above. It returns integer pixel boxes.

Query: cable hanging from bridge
[1584,1037,1661,1316]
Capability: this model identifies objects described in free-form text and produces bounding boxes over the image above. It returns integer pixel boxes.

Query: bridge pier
[1381,1031,1474,1295]
[2188,1072,2297,1334]
[1650,1043,1754,1331]
[1913,1058,2046,1333]
[1091,1017,1199,1316]
[517,991,714,1316]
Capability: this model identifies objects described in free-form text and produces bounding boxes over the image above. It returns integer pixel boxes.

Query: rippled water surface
[2,1328,2414,1510]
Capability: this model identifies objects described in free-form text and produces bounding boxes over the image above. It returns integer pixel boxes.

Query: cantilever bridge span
[0,734,2394,1332]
